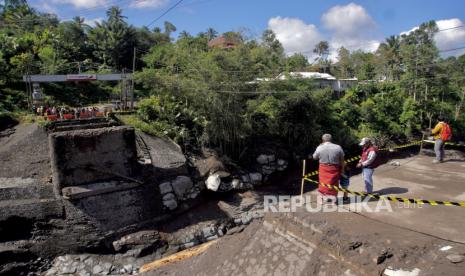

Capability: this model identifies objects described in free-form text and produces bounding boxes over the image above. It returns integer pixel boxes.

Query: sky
[28,0,465,59]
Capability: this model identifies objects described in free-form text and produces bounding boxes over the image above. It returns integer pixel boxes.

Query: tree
[205,27,218,40]
[164,21,176,36]
[313,41,330,73]
[377,35,401,81]
[178,30,191,39]
[335,47,353,78]
[88,6,136,69]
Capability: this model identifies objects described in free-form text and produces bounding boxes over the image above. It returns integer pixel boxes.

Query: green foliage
[1,2,465,163]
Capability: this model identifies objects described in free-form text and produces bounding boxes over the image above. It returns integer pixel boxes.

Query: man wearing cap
[356,137,379,194]
[312,134,345,203]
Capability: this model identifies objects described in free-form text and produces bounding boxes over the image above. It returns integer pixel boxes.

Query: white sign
[66,74,97,81]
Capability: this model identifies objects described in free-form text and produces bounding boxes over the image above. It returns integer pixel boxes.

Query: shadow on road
[375,186,408,195]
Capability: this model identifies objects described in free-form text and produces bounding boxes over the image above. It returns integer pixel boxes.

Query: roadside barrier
[301,139,465,207]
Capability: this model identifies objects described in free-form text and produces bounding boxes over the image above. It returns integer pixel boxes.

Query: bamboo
[300,159,306,202]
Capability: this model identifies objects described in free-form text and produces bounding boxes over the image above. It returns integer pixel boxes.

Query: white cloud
[33,2,58,14]
[322,2,380,54]
[129,0,169,9]
[400,18,465,57]
[268,16,323,59]
[435,18,465,56]
[84,17,103,26]
[54,0,108,9]
[322,2,376,37]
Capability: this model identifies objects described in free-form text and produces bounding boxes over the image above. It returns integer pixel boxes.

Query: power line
[146,0,185,27]
[438,45,465,53]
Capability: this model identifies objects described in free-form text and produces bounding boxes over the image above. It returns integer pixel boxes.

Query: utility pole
[131,47,136,110]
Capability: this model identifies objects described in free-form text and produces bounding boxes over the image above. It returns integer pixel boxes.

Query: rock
[277,159,286,166]
[261,165,275,175]
[159,182,173,194]
[123,264,134,273]
[206,235,218,241]
[163,199,178,210]
[182,242,195,249]
[227,225,245,235]
[374,249,393,264]
[231,179,242,189]
[113,230,160,252]
[61,265,77,274]
[123,248,144,258]
[45,268,58,276]
[202,226,216,238]
[277,159,288,171]
[241,215,252,225]
[195,155,228,177]
[92,265,103,274]
[205,174,221,191]
[172,176,193,198]
[249,172,262,185]
[446,254,464,263]
[101,262,113,274]
[78,254,90,262]
[241,174,251,184]
[256,154,269,165]
[78,270,91,276]
[162,192,176,201]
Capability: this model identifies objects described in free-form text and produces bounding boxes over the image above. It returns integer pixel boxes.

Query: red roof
[208,36,237,49]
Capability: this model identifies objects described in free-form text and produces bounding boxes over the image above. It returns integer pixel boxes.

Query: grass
[117,114,165,137]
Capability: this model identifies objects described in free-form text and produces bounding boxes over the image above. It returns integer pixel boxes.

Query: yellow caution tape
[303,177,465,207]
[422,140,465,147]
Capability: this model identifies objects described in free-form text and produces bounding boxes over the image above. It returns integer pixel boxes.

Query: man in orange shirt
[431,116,451,163]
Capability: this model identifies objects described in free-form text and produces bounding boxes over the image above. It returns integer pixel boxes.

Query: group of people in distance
[34,105,106,120]
[311,117,452,204]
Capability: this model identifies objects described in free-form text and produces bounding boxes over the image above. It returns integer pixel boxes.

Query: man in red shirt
[356,137,379,194]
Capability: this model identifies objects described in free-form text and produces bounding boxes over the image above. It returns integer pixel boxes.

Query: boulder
[249,173,263,185]
[256,154,269,165]
[162,193,175,201]
[163,199,178,210]
[205,174,221,191]
[159,182,173,194]
[195,155,229,177]
[172,176,193,198]
[231,179,242,189]
[112,230,160,252]
[262,165,276,175]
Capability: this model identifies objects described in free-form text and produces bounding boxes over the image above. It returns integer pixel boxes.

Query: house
[251,72,358,92]
[333,78,358,92]
[208,36,238,49]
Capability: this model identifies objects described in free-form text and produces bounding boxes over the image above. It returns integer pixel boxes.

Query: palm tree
[378,35,401,80]
[178,30,191,39]
[106,6,126,25]
[205,27,218,40]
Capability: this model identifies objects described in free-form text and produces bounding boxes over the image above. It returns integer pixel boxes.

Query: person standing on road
[356,138,379,194]
[312,134,345,203]
[431,116,452,164]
